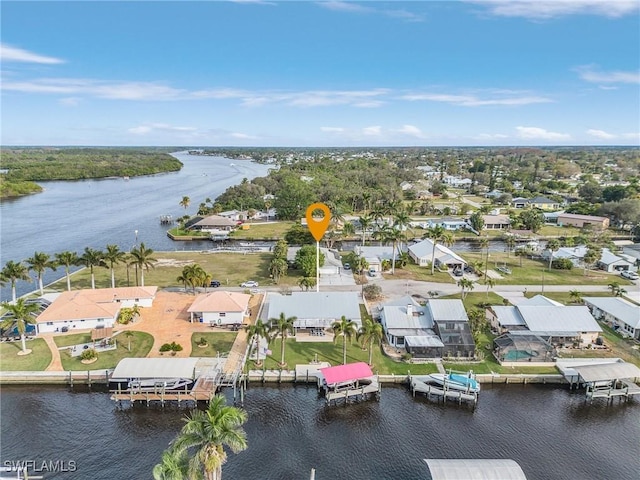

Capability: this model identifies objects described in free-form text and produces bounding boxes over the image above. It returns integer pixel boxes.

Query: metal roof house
[408,239,467,270]
[264,291,361,331]
[582,297,640,340]
[429,299,476,358]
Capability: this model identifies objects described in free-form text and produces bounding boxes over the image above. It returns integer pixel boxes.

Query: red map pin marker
[305,203,331,242]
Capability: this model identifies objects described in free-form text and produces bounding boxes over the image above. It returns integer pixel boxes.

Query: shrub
[197,337,208,346]
[159,342,183,353]
[80,348,97,361]
[552,258,574,270]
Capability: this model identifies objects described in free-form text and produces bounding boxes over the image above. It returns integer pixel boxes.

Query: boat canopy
[319,362,373,386]
[111,358,199,380]
[424,459,527,480]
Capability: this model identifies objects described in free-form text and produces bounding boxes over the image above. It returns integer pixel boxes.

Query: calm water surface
[1,384,638,480]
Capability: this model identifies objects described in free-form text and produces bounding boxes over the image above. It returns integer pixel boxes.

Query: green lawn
[53,332,92,348]
[190,332,237,357]
[229,221,295,240]
[257,338,438,375]
[58,331,154,370]
[385,263,457,284]
[0,339,52,371]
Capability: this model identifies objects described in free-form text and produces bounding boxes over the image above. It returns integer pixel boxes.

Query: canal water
[1,383,638,480]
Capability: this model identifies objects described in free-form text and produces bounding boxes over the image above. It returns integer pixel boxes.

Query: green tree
[130,243,157,287]
[284,223,315,245]
[55,251,79,291]
[179,196,190,211]
[298,276,316,291]
[170,394,248,480]
[152,447,190,480]
[244,319,270,367]
[269,312,297,367]
[272,239,288,260]
[124,330,135,351]
[583,246,601,276]
[504,236,516,257]
[457,278,475,299]
[331,315,358,365]
[519,209,544,233]
[485,277,496,299]
[294,245,324,278]
[358,215,373,246]
[569,289,582,304]
[1,298,39,354]
[79,247,104,289]
[269,257,288,284]
[1,260,32,303]
[546,239,561,270]
[26,251,57,295]
[468,211,484,232]
[357,319,384,366]
[423,225,446,275]
[104,244,126,289]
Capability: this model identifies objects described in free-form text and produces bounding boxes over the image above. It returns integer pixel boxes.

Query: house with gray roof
[583,297,640,340]
[487,298,602,346]
[408,239,467,270]
[354,245,401,273]
[429,299,476,358]
[263,291,361,332]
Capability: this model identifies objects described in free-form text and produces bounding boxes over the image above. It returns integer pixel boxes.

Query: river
[0,152,272,301]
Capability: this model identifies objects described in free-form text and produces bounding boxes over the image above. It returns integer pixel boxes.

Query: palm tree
[358,215,372,246]
[423,225,445,275]
[546,239,561,270]
[124,330,135,352]
[458,278,475,299]
[485,277,496,298]
[269,257,288,284]
[26,251,57,295]
[569,289,582,304]
[179,196,190,211]
[608,282,622,296]
[55,251,79,291]
[1,298,40,354]
[130,243,157,287]
[244,319,270,367]
[331,315,358,365]
[171,394,248,480]
[79,247,104,289]
[357,320,384,366]
[298,277,315,291]
[478,236,490,279]
[385,227,404,275]
[104,244,126,288]
[504,236,516,257]
[1,260,31,303]
[268,312,296,367]
[152,447,189,480]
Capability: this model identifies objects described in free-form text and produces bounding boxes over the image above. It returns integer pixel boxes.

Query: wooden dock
[324,380,380,406]
[410,377,478,405]
[586,379,640,403]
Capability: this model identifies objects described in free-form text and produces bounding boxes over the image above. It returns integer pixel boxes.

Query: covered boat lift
[424,459,527,480]
[569,362,640,403]
[317,362,380,405]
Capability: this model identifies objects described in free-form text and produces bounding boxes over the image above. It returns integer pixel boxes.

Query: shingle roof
[188,291,250,313]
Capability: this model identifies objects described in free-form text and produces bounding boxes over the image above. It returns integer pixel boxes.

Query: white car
[240,280,259,288]
[620,270,639,281]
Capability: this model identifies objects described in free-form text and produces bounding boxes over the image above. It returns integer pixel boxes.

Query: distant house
[408,239,467,270]
[482,214,511,230]
[557,213,609,230]
[443,175,473,188]
[622,243,640,264]
[218,210,248,222]
[512,197,530,209]
[424,218,468,231]
[187,291,251,325]
[354,245,399,273]
[264,292,361,332]
[35,286,158,334]
[187,215,237,231]
[583,297,640,340]
[543,246,636,272]
[400,181,413,191]
[529,196,561,210]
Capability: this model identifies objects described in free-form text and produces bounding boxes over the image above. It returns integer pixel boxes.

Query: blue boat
[427,373,481,393]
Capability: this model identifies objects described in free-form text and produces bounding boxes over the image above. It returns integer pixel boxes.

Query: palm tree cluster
[177,264,211,293]
[0,297,40,355]
[268,239,288,285]
[1,243,158,301]
[153,394,248,480]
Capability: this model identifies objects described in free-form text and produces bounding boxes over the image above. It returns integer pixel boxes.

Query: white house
[583,297,640,340]
[378,296,441,353]
[408,238,467,270]
[354,245,400,273]
[187,291,251,325]
[597,249,637,273]
[264,291,361,331]
[424,218,469,231]
[35,286,157,334]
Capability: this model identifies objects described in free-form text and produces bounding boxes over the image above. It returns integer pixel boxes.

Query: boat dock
[317,362,381,406]
[562,361,640,404]
[324,379,381,405]
[409,373,479,406]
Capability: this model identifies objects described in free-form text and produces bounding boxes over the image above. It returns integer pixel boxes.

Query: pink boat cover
[319,362,373,385]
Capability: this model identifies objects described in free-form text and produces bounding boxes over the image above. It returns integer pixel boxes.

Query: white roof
[583,297,640,329]
[408,239,466,265]
[354,245,397,261]
[572,362,640,382]
[518,306,601,333]
[425,459,527,480]
[382,305,432,330]
[265,292,361,323]
[111,358,199,380]
[428,299,469,322]
[405,335,444,347]
[491,306,526,326]
[522,295,563,307]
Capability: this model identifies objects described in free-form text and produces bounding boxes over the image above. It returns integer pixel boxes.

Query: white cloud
[362,126,382,136]
[586,129,616,139]
[476,133,510,140]
[318,1,424,22]
[128,123,197,135]
[394,124,426,138]
[471,1,639,19]
[401,91,552,106]
[230,132,258,139]
[320,127,345,133]
[0,43,65,64]
[58,97,81,107]
[576,65,640,84]
[516,126,571,141]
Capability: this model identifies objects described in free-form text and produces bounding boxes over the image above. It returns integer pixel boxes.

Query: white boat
[127,378,193,391]
[427,373,480,393]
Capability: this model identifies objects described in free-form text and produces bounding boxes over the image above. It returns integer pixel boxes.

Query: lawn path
[42,334,64,371]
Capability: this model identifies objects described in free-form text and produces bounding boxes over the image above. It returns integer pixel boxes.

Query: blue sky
[1,1,639,147]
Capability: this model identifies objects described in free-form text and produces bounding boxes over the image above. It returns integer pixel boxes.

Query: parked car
[452,269,464,277]
[343,263,351,270]
[620,270,639,280]
[240,280,259,288]
[210,280,221,287]
[463,265,474,274]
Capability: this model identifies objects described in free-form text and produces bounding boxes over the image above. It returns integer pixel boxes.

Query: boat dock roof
[424,459,527,480]
[319,362,373,385]
[111,358,200,380]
